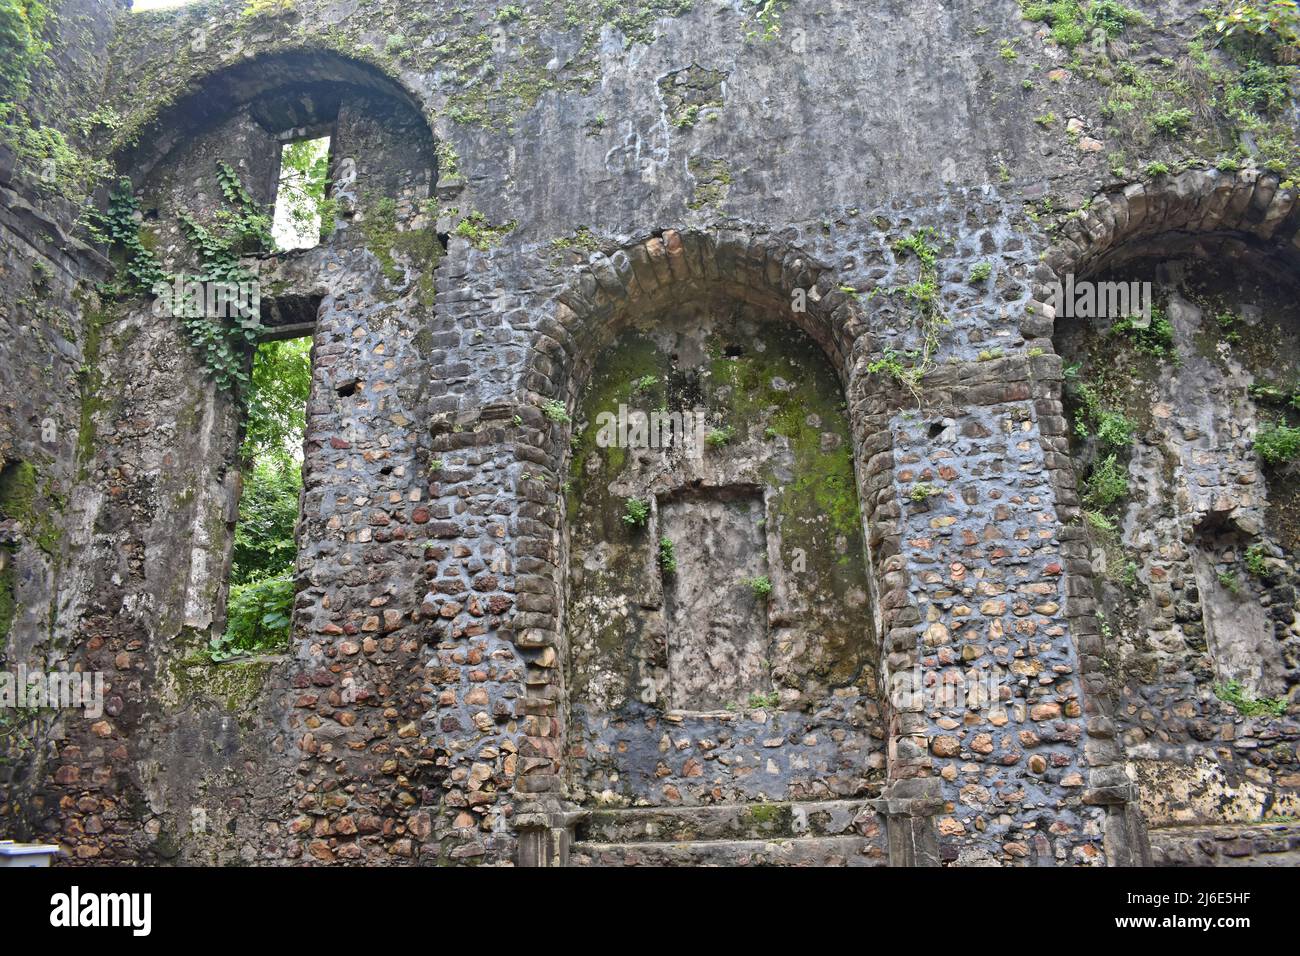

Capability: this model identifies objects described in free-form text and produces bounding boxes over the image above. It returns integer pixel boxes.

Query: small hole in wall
[928,422,945,439]
[724,345,745,358]
[337,379,360,398]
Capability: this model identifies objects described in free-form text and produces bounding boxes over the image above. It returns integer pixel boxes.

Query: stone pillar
[878,354,1117,865]
[880,778,944,866]
[514,799,584,867]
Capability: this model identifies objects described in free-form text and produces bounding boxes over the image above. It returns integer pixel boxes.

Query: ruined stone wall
[0,0,125,845]
[0,0,1295,866]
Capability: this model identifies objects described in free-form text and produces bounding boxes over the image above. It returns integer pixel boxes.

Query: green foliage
[867,348,910,383]
[706,425,735,446]
[211,573,294,660]
[741,0,788,41]
[909,482,940,502]
[84,180,168,295]
[1255,420,1300,464]
[241,0,295,19]
[1096,410,1137,448]
[91,164,274,395]
[1083,454,1129,509]
[622,497,649,528]
[1121,559,1140,588]
[541,399,570,424]
[747,691,780,709]
[0,102,110,196]
[885,229,948,398]
[453,210,518,250]
[1084,0,1148,35]
[215,336,311,662]
[658,537,677,575]
[274,137,335,248]
[230,455,302,588]
[745,575,773,599]
[968,262,992,284]
[1225,59,1293,114]
[1084,509,1118,533]
[1215,310,1243,344]
[1214,678,1288,718]
[1151,107,1194,136]
[1209,0,1300,56]
[1245,543,1270,577]
[1072,379,1136,450]
[1020,0,1146,48]
[550,225,602,255]
[243,338,311,465]
[0,0,49,102]
[1110,308,1175,358]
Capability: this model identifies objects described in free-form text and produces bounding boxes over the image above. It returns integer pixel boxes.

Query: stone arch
[111,47,435,187]
[1043,169,1300,837]
[44,45,448,865]
[1044,170,1299,282]
[512,226,921,859]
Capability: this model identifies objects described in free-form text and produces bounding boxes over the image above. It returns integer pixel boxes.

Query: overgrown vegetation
[88,163,274,395]
[1110,308,1176,359]
[706,425,735,446]
[1019,1,1148,50]
[208,337,310,661]
[744,574,773,599]
[1214,678,1288,717]
[541,399,570,424]
[1083,453,1129,509]
[1255,420,1300,465]
[1244,542,1270,577]
[1069,371,1136,451]
[867,229,949,400]
[0,0,49,102]
[273,137,336,247]
[741,0,789,41]
[658,537,677,575]
[622,497,649,529]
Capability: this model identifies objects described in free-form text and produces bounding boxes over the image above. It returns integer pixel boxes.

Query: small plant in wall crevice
[622,497,649,529]
[658,537,677,575]
[1214,678,1288,718]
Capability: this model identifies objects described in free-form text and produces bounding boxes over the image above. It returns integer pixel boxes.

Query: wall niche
[563,295,883,806]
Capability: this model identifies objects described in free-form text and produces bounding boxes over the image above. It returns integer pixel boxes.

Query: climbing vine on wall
[867,228,950,400]
[89,162,273,395]
[0,0,49,102]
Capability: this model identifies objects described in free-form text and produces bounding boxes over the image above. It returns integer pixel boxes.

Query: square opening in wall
[661,489,771,712]
[272,136,333,251]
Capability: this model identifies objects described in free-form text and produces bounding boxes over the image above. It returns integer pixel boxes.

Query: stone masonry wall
[0,0,1296,865]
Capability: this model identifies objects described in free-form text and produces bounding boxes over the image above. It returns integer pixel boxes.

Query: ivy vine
[88,162,273,395]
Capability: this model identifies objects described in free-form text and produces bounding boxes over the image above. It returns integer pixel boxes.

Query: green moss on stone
[358,195,443,305]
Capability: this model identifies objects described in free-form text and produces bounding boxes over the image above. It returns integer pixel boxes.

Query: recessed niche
[661,489,770,711]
